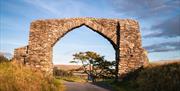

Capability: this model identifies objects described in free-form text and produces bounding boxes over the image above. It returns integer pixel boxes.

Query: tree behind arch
[70,51,115,82]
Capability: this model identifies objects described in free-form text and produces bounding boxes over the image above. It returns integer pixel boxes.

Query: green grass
[134,62,180,91]
[55,76,86,83]
[99,62,180,91]
[89,18,97,21]
[0,62,65,91]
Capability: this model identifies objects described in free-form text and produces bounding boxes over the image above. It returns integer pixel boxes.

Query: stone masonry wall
[118,20,149,78]
[13,46,28,64]
[13,17,148,78]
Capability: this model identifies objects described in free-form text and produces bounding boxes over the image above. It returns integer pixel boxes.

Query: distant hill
[54,65,82,71]
[54,64,91,72]
[150,59,180,65]
[54,59,180,70]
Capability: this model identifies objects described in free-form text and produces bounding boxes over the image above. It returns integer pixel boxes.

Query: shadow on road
[90,81,115,91]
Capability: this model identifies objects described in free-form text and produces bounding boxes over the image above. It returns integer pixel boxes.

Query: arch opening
[52,25,116,65]
[52,24,117,50]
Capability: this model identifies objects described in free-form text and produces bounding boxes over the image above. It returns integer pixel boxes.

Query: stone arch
[13,18,149,78]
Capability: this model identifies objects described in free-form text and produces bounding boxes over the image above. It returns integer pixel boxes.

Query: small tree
[70,51,115,82]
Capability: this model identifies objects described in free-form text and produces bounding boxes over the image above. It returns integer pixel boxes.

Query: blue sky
[0,0,180,64]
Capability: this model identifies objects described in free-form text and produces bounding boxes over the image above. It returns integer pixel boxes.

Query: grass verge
[99,61,180,91]
[55,76,86,83]
[0,62,65,91]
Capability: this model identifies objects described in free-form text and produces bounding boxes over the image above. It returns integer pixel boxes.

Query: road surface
[64,82,113,91]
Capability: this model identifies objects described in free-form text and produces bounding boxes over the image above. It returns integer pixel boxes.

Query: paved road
[64,82,113,91]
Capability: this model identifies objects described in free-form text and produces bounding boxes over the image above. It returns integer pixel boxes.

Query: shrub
[0,62,64,91]
[109,62,180,91]
[53,67,73,77]
[0,55,9,63]
[126,62,180,91]
[135,62,180,91]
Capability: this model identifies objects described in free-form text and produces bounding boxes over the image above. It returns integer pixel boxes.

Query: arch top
[28,17,141,53]
[30,17,139,31]
[31,17,138,23]
[29,17,140,47]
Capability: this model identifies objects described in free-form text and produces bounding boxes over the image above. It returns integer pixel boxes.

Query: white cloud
[23,0,61,15]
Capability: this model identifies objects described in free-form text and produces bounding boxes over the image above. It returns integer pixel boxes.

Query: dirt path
[64,82,113,91]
